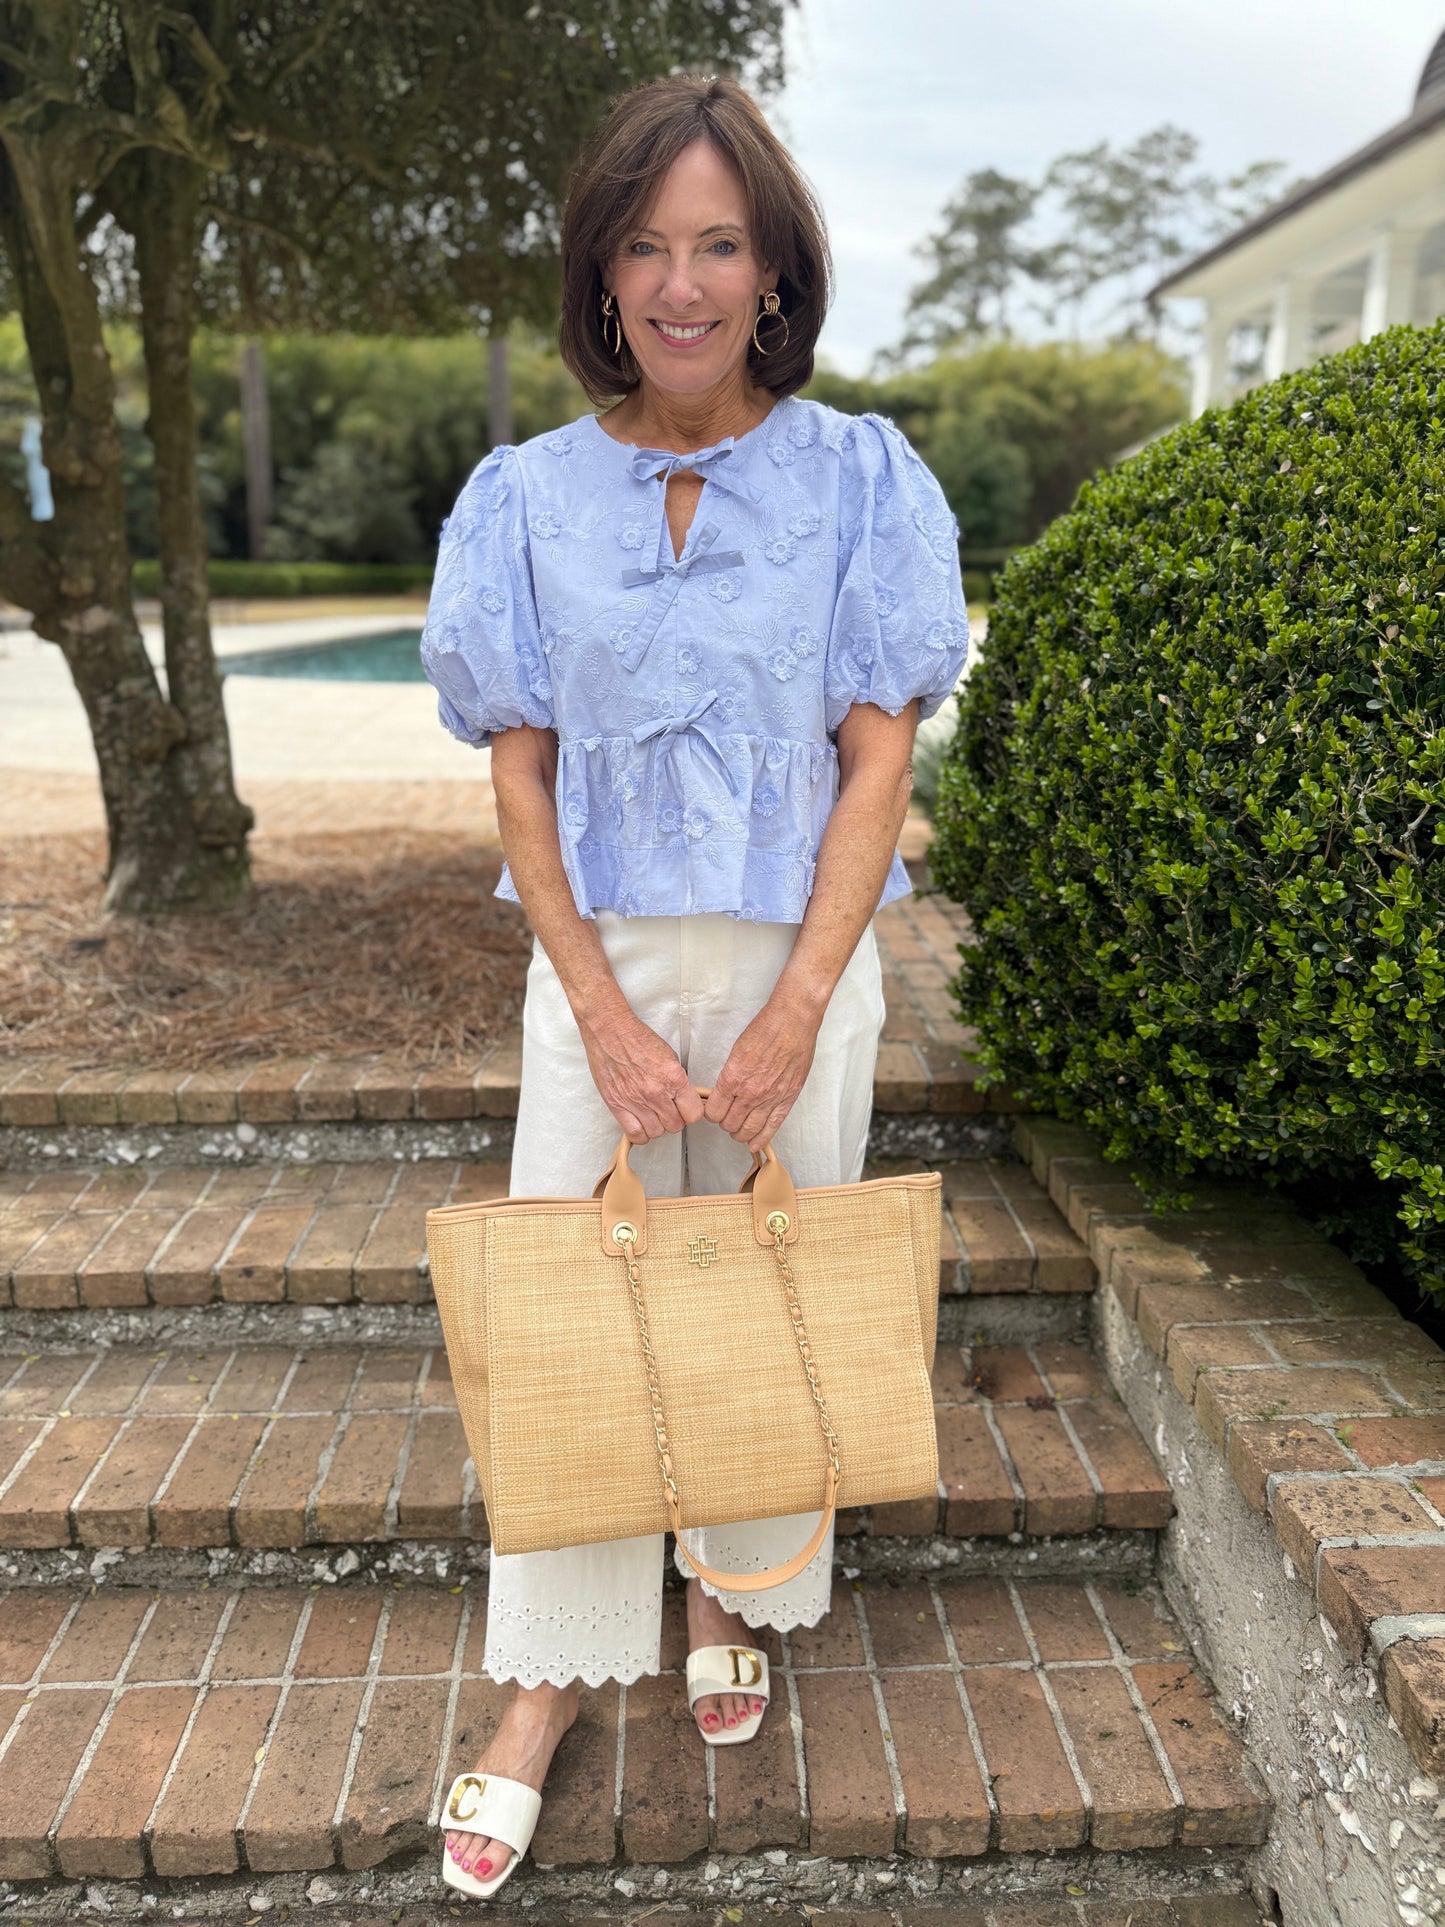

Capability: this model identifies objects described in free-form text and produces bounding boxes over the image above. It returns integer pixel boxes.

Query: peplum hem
[491,729,913,921]
[494,850,914,921]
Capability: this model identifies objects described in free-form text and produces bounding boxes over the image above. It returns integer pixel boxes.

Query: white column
[1361,226,1423,339]
[1263,277,1314,380]
[1191,308,1232,416]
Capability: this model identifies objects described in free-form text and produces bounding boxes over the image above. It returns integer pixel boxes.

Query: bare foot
[686,1575,768,1738]
[445,1679,579,1883]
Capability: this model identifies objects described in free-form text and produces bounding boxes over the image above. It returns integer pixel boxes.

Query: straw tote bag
[425,1096,942,1589]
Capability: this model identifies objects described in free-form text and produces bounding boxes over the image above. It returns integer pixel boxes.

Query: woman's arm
[490,726,704,1143]
[703,699,919,1152]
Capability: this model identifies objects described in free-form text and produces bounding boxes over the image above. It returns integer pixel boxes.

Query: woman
[421,72,968,1899]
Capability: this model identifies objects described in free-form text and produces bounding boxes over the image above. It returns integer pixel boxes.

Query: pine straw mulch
[0,829,531,1070]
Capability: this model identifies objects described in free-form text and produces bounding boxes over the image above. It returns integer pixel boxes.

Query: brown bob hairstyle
[558,74,833,406]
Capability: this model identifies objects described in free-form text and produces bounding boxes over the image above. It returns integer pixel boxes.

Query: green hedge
[135,554,999,605]
[932,322,1445,1297]
[132,560,435,599]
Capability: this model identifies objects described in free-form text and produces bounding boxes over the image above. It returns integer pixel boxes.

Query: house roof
[1418,26,1445,106]
[1149,38,1445,301]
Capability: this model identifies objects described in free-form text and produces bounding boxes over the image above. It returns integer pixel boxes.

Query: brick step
[0,1155,1092,1311]
[0,1342,1171,1553]
[1,1035,1027,1129]
[0,883,1032,1143]
[0,1571,1269,1882]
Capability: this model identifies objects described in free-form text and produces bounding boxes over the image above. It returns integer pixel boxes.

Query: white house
[1151,25,1445,415]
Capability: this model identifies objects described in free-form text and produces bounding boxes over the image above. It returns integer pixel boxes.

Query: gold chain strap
[616,1224,679,1503]
[613,1208,842,1510]
[769,1218,842,1479]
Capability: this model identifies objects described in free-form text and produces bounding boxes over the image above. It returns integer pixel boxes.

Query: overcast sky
[773,0,1444,371]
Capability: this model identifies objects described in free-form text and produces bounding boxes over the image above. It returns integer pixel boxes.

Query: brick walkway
[0,1338,1170,1553]
[0,1572,1267,1881]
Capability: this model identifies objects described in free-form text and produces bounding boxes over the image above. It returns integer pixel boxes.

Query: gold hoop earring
[601,290,623,356]
[752,290,790,356]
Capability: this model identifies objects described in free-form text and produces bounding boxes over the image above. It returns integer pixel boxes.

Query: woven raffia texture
[428,1176,941,1556]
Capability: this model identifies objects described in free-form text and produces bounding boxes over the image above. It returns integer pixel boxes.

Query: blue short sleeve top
[420,395,969,921]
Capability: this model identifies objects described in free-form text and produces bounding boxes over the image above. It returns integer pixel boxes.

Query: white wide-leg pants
[481,910,884,1689]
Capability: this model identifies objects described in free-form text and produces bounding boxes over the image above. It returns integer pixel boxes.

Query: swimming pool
[221,628,427,682]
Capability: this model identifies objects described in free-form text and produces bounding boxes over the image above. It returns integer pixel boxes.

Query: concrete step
[0,1571,1270,1884]
[0,1892,1279,1927]
[0,1342,1172,1557]
[0,1155,1093,1313]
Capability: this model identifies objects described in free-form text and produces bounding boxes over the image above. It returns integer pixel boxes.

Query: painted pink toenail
[725,1716,736,1727]
[477,1859,493,1876]
[703,1713,719,1726]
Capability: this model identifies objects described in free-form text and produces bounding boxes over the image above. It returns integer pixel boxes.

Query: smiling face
[606,138,775,403]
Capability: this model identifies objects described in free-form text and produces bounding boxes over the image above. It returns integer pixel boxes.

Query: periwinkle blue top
[419,394,969,922]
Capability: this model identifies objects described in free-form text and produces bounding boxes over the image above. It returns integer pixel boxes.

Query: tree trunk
[0,139,248,915]
[132,151,254,867]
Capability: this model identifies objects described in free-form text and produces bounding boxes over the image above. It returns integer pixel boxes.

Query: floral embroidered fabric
[420,395,970,922]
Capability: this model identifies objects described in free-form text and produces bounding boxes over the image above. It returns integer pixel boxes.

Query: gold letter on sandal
[448,1775,487,1823]
[728,1647,763,1688]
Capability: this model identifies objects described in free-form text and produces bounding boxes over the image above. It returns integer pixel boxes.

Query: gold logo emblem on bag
[447,1775,487,1822]
[728,1647,764,1688]
[688,1235,720,1269]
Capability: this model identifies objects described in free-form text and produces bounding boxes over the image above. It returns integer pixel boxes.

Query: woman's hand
[580,1006,705,1144]
[703,990,822,1153]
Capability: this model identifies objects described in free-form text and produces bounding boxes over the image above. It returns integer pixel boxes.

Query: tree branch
[222,87,398,183]
[0,38,44,77]
[156,7,233,88]
[262,0,349,91]
[109,0,229,169]
[202,201,315,263]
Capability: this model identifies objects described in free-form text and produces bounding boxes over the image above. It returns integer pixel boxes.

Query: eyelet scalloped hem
[481,1656,664,1691]
[675,1560,832,1635]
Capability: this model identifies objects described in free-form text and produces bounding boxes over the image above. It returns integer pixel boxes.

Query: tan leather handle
[668,1464,838,1592]
[593,1085,798,1254]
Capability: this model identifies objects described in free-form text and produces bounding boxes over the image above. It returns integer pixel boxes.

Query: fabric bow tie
[632,687,742,797]
[615,437,762,675]
[615,518,745,673]
[627,439,764,507]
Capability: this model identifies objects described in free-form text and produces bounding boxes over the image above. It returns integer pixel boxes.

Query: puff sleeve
[824,413,970,733]
[419,445,554,746]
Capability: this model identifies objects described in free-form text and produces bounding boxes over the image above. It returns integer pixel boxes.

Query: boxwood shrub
[931,322,1445,1298]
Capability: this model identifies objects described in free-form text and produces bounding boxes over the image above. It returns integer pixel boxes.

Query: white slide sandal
[440,1771,543,1900]
[686,1644,771,1746]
